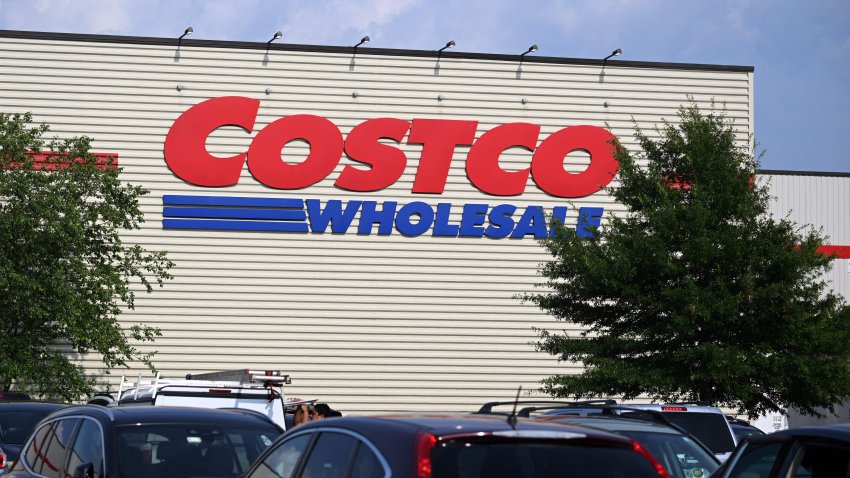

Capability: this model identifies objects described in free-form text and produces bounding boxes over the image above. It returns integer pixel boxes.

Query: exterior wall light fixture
[520,44,538,59]
[178,27,193,41]
[355,36,370,48]
[602,48,622,67]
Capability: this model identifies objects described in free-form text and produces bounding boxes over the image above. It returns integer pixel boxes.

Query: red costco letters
[164,96,619,198]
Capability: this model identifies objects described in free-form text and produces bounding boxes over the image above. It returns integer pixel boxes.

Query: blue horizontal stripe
[163,195,304,208]
[164,207,307,221]
[163,218,309,233]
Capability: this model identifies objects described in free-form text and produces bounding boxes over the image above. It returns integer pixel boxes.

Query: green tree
[527,103,850,417]
[0,112,173,401]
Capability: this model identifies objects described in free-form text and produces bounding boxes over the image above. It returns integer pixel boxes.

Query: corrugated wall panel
[0,34,754,413]
[763,174,850,300]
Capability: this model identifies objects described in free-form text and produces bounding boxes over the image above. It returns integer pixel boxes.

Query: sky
[0,0,848,172]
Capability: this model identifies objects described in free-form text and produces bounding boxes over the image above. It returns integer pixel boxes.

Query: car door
[785,439,850,477]
[722,439,788,478]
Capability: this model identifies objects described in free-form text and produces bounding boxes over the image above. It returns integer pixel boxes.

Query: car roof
[620,403,725,413]
[770,423,850,441]
[293,413,634,443]
[48,404,282,429]
[538,414,685,435]
[0,402,68,412]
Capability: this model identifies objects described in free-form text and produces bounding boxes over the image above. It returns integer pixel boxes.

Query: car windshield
[659,412,736,454]
[430,440,662,478]
[117,424,278,478]
[623,431,719,478]
[0,411,53,444]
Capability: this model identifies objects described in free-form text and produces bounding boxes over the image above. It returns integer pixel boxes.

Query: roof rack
[475,399,617,415]
[513,403,693,434]
[116,369,291,402]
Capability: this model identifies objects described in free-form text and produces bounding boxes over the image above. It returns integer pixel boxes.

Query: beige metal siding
[0,34,753,413]
[763,173,850,301]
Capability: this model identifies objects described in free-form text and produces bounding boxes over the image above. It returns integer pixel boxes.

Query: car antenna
[507,385,522,430]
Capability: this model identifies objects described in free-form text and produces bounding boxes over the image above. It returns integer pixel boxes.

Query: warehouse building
[0,30,846,414]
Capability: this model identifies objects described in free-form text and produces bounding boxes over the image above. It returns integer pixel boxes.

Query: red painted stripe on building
[817,246,850,259]
[27,151,119,170]
[3,151,119,170]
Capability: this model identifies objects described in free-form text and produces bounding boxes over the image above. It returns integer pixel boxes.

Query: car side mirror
[72,462,95,478]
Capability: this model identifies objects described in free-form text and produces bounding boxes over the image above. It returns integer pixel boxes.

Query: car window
[249,433,313,478]
[301,432,358,478]
[791,443,850,477]
[660,412,737,454]
[430,440,663,478]
[40,418,79,478]
[117,424,279,478]
[727,441,784,478]
[25,422,56,474]
[67,419,104,478]
[350,443,384,478]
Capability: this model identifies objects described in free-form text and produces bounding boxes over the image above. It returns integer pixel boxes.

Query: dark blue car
[243,414,673,478]
[713,423,850,477]
[6,405,282,478]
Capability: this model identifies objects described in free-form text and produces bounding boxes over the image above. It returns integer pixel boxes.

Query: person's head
[311,403,334,419]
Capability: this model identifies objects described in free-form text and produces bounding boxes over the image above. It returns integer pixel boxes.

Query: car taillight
[0,448,6,471]
[414,432,437,478]
[661,406,687,411]
[208,388,232,394]
[632,440,671,478]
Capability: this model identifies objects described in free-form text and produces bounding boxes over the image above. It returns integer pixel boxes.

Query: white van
[91,369,293,430]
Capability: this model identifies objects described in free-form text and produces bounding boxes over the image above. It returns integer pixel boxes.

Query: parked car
[242,414,674,478]
[0,393,31,401]
[603,404,738,462]
[726,417,765,441]
[711,423,850,478]
[0,402,67,475]
[6,405,283,478]
[476,400,738,462]
[536,414,720,478]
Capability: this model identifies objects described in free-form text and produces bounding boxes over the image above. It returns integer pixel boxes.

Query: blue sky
[1,0,848,172]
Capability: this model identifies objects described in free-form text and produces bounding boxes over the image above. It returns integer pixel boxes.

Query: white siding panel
[763,174,850,301]
[0,34,754,413]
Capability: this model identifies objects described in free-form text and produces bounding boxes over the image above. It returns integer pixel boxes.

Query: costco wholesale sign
[0,31,756,414]
[163,96,618,238]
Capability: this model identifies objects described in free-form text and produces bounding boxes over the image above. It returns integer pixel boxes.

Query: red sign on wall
[163,96,620,199]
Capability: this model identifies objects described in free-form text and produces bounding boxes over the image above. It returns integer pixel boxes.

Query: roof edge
[0,29,755,73]
[757,169,850,178]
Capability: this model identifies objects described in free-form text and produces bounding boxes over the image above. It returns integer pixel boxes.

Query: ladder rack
[117,369,291,401]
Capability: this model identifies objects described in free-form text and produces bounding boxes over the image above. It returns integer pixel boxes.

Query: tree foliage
[0,112,173,401]
[527,103,850,417]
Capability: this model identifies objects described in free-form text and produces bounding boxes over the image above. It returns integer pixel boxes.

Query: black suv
[6,405,282,478]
